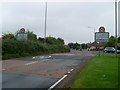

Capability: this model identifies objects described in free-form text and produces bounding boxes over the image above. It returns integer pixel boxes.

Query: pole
[44,1,47,44]
[98,42,100,56]
[115,0,117,56]
[88,26,95,42]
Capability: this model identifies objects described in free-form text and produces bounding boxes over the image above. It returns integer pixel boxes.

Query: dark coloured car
[104,47,115,53]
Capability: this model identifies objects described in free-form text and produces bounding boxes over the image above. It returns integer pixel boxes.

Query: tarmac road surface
[2,50,98,89]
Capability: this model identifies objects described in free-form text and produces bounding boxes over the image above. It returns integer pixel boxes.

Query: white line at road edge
[48,75,68,90]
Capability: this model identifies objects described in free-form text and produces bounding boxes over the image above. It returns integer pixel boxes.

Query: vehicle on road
[79,48,82,51]
[104,47,115,53]
[117,49,120,54]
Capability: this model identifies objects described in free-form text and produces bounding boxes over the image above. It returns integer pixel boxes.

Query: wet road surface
[2,50,98,89]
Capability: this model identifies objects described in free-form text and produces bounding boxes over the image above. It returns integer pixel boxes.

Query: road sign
[17,28,27,41]
[17,33,27,41]
[95,32,109,42]
[99,26,105,32]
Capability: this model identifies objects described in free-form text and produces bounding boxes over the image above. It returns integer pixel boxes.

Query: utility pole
[44,1,47,44]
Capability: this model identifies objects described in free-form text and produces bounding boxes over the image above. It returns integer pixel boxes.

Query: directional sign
[95,32,109,43]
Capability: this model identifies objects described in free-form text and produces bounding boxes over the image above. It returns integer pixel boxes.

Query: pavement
[2,50,98,89]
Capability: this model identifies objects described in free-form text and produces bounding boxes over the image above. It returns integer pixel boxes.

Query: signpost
[17,28,28,41]
[95,32,109,43]
[95,26,109,56]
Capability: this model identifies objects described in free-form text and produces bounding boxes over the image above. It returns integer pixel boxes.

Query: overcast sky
[1,1,118,44]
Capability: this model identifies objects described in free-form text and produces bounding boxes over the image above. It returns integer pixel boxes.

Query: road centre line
[48,75,68,90]
[70,69,74,72]
[41,59,50,62]
[24,61,38,65]
[25,58,50,66]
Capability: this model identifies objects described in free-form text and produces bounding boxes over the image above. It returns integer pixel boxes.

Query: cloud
[2,2,114,43]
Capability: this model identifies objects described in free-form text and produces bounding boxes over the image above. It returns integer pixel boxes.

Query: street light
[88,26,95,42]
[115,0,118,55]
[44,1,47,44]
[88,26,95,33]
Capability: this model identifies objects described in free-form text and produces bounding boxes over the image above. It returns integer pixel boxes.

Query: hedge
[2,40,70,60]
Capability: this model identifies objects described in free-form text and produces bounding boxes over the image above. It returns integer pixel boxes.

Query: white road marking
[51,53,75,56]
[67,71,70,74]
[70,69,74,72]
[24,61,38,65]
[41,59,50,62]
[25,58,51,66]
[49,56,51,58]
[32,56,52,59]
[67,69,74,74]
[32,57,35,59]
[48,75,68,90]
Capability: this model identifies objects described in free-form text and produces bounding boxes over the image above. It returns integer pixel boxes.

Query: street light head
[88,26,95,29]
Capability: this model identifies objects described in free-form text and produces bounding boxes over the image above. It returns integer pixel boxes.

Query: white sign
[17,28,28,41]
[17,33,27,41]
[95,32,109,42]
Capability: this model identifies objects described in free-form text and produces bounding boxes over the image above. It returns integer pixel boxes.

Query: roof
[117,43,120,47]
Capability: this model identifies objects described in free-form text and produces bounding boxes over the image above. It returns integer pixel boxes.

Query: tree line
[67,36,120,50]
[68,42,88,50]
[1,29,120,60]
[2,30,70,60]
[105,36,120,49]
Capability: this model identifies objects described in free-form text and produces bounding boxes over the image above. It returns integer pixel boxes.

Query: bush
[2,32,70,60]
[2,39,70,60]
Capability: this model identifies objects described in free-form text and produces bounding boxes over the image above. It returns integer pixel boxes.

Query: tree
[38,37,44,43]
[68,42,74,49]
[46,36,57,44]
[118,37,120,43]
[2,33,16,40]
[57,37,64,45]
[68,42,80,50]
[26,31,37,41]
[73,42,80,50]
[81,43,88,49]
[105,36,116,47]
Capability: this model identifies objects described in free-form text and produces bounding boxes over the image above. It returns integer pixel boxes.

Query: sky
[1,0,119,44]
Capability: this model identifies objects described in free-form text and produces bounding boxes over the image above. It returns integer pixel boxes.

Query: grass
[70,54,118,88]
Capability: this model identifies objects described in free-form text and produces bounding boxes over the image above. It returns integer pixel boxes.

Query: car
[117,49,120,54]
[104,47,115,53]
[89,46,96,51]
[79,48,82,51]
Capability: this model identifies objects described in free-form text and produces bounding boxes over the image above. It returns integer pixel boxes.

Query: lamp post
[88,26,95,42]
[88,26,100,56]
[44,1,47,44]
[115,0,118,56]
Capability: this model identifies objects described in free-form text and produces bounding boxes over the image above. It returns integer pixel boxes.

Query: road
[2,50,98,89]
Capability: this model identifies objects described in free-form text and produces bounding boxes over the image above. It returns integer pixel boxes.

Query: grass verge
[70,54,118,88]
